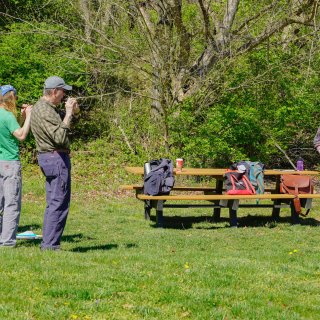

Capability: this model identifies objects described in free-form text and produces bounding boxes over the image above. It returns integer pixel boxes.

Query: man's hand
[65,97,79,116]
[73,101,80,115]
[63,98,79,127]
[317,146,320,154]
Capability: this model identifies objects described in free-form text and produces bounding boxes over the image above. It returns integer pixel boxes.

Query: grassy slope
[1,157,320,320]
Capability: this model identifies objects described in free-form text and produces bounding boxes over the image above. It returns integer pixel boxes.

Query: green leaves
[0,22,86,103]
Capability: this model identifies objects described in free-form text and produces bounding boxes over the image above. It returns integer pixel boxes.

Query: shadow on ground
[62,233,95,243]
[70,243,118,252]
[16,232,94,248]
[17,224,41,232]
[70,242,138,252]
[149,214,320,230]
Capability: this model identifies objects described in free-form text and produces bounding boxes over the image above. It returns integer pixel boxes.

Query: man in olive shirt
[31,76,79,250]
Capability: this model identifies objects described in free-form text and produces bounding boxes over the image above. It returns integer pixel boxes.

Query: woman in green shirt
[0,85,32,247]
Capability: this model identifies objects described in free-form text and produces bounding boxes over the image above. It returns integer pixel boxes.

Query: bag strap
[299,209,311,217]
[284,183,302,215]
[281,181,295,195]
[229,174,237,191]
[281,178,311,216]
[242,175,256,194]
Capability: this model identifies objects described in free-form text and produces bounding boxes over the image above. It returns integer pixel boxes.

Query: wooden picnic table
[125,166,319,176]
[123,166,320,227]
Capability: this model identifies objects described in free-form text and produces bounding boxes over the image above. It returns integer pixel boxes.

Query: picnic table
[121,167,320,227]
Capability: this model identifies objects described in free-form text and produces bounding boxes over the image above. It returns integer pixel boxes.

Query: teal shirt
[0,108,20,160]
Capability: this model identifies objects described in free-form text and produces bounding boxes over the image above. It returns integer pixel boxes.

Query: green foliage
[0,0,77,25]
[166,34,320,168]
[169,100,266,167]
[0,22,86,102]
[0,21,88,158]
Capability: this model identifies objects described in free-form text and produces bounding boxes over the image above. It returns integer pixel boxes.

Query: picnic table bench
[121,167,320,227]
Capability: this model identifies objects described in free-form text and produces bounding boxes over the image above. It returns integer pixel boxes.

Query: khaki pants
[0,160,22,247]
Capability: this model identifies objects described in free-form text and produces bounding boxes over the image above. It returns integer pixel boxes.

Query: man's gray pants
[0,160,22,247]
[38,152,71,250]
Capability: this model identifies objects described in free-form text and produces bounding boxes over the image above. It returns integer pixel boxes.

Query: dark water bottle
[297,157,304,171]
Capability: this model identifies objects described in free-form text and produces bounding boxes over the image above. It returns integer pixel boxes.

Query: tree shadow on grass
[70,243,118,252]
[149,214,320,230]
[70,242,138,253]
[61,233,95,243]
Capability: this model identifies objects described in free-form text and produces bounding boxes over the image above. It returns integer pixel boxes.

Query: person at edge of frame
[30,76,79,251]
[314,126,320,155]
[0,85,33,247]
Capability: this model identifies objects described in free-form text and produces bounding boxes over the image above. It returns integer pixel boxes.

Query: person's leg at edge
[0,169,4,240]
[0,161,22,247]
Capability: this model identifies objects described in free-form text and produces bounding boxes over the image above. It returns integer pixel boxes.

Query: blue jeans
[38,152,71,250]
[0,160,22,247]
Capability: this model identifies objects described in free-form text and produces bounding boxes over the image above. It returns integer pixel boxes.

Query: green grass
[1,163,320,319]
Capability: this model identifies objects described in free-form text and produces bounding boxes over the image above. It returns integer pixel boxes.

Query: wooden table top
[125,166,320,176]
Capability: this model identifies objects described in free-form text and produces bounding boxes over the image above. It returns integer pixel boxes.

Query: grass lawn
[1,164,320,319]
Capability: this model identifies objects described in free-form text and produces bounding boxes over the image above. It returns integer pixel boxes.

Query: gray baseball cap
[44,76,72,91]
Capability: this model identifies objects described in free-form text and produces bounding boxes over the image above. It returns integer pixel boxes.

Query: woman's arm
[13,105,32,141]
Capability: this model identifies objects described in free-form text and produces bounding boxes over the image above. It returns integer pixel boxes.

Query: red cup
[176,158,184,172]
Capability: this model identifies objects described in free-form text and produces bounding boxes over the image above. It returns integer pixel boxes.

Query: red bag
[224,170,256,195]
[280,175,313,215]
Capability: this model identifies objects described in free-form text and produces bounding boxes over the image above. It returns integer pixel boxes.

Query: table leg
[229,200,239,227]
[303,198,312,211]
[272,200,281,220]
[229,209,237,227]
[144,200,151,220]
[156,200,164,228]
[213,179,224,221]
[272,177,281,220]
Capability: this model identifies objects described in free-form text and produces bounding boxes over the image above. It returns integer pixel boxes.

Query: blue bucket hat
[0,85,17,96]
